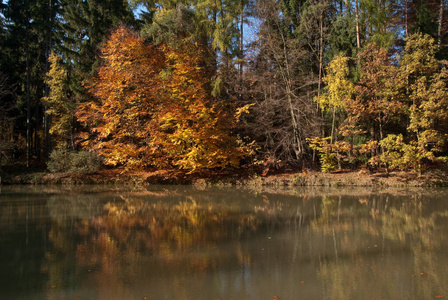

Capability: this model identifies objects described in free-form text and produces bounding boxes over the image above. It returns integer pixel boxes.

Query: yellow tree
[402,33,448,148]
[42,51,77,149]
[155,44,247,171]
[314,54,355,143]
[377,34,448,173]
[399,33,448,171]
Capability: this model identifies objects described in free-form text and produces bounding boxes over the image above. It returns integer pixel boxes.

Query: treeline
[1,0,448,173]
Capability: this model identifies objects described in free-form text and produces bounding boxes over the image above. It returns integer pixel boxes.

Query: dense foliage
[1,0,448,173]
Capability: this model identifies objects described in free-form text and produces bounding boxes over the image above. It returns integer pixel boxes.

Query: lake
[1,185,447,300]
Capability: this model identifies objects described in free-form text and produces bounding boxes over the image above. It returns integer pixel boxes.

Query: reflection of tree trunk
[332,227,338,261]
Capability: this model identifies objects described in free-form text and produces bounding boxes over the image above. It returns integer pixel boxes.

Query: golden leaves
[76,25,248,171]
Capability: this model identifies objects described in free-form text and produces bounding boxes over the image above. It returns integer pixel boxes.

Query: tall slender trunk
[239,0,244,78]
[239,0,244,102]
[34,107,40,161]
[287,85,302,158]
[214,0,218,69]
[25,16,31,168]
[331,109,336,144]
[44,0,53,158]
[318,10,324,97]
[405,0,408,37]
[355,0,360,50]
[438,0,444,49]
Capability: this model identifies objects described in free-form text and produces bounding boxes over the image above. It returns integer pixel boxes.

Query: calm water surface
[1,185,448,300]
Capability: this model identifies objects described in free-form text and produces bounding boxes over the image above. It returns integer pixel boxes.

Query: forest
[1,0,448,175]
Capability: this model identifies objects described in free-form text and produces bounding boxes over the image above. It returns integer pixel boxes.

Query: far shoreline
[2,165,448,188]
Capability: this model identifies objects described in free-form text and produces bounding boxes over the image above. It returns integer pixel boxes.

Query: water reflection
[315,193,448,300]
[0,186,448,299]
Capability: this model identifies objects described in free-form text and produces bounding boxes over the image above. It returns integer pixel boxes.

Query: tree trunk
[355,0,361,50]
[318,10,324,96]
[438,0,444,49]
[239,0,244,102]
[239,0,244,78]
[405,0,408,37]
[26,16,31,168]
[331,108,336,144]
[287,88,302,159]
[44,0,53,158]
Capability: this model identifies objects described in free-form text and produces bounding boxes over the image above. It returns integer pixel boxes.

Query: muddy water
[1,185,447,300]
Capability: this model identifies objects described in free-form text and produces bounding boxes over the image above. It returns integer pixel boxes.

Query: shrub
[372,134,447,173]
[47,148,72,173]
[47,149,102,174]
[69,151,103,174]
[307,137,338,173]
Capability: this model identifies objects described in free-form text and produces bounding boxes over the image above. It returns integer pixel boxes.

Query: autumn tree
[76,26,165,167]
[348,43,403,143]
[314,53,355,143]
[398,33,448,170]
[42,51,76,149]
[55,0,137,153]
[77,26,249,171]
[154,44,249,171]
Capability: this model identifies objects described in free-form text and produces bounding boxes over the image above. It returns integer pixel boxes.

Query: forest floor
[2,163,448,188]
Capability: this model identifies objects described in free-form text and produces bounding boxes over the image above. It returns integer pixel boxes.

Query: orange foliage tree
[77,26,249,170]
[347,43,403,142]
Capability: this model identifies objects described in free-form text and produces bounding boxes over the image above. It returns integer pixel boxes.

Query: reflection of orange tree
[75,197,262,273]
[71,193,311,300]
[314,195,448,300]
